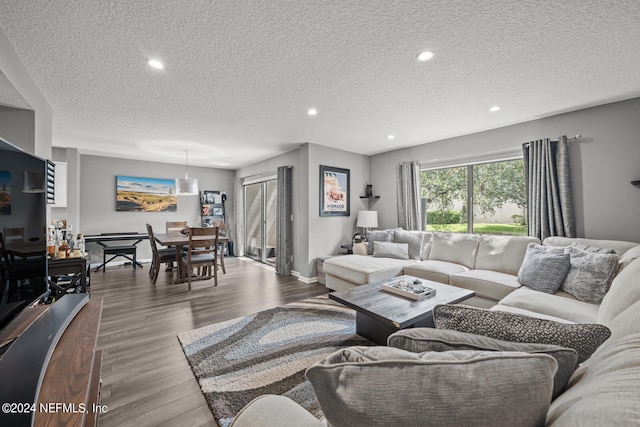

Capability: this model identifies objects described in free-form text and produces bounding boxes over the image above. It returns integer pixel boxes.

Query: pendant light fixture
[176,150,199,195]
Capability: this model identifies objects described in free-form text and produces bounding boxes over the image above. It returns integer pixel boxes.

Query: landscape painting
[116,175,177,212]
[0,170,11,215]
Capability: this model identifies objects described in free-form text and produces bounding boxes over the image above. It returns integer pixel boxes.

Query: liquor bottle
[58,240,70,259]
[47,232,56,258]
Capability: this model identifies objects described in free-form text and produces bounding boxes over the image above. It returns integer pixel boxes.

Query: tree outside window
[420,159,526,235]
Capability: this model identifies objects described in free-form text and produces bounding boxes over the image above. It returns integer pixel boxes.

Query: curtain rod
[567,134,582,141]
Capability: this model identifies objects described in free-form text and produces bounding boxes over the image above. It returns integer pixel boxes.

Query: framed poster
[320,165,350,216]
[116,175,177,212]
[0,170,11,215]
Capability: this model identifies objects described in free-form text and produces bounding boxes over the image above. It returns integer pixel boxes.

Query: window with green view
[420,159,527,236]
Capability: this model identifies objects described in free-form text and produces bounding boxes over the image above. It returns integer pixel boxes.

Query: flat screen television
[0,136,48,329]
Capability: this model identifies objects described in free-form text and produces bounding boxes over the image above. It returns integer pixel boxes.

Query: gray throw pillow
[517,243,571,293]
[372,241,409,260]
[388,328,578,399]
[570,242,616,254]
[561,246,619,304]
[393,230,427,260]
[306,346,556,427]
[433,304,611,363]
[366,229,394,255]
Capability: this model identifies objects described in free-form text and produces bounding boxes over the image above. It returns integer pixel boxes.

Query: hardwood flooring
[90,257,326,427]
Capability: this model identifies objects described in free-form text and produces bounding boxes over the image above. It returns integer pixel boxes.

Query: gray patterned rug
[177,295,373,427]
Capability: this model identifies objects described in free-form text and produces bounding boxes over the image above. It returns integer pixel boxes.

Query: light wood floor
[90,257,327,427]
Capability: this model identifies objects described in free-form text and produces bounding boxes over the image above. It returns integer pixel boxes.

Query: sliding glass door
[244,179,277,266]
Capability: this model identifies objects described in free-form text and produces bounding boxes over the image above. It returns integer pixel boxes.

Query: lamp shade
[357,210,378,228]
[176,177,199,195]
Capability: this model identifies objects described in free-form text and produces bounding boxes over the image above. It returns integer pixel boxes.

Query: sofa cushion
[517,243,571,293]
[547,300,640,426]
[366,229,394,255]
[403,260,469,284]
[306,346,557,427]
[433,304,610,363]
[322,254,416,286]
[560,246,618,304]
[428,232,479,269]
[450,269,521,301]
[498,287,599,324]
[388,328,578,399]
[543,236,639,256]
[372,241,409,260]
[597,256,640,324]
[393,230,431,260]
[475,235,540,275]
[617,244,640,273]
[490,305,576,324]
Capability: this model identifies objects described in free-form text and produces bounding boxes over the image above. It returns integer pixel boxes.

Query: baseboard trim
[292,271,318,284]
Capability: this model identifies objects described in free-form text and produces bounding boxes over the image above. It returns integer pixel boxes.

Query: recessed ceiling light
[417,51,435,62]
[148,59,164,69]
[307,108,318,116]
[387,135,395,140]
[489,105,501,112]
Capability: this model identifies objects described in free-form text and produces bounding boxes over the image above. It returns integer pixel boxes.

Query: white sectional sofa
[322,230,640,315]
[231,231,640,426]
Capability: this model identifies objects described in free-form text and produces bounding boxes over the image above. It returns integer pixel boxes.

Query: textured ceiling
[0,0,639,168]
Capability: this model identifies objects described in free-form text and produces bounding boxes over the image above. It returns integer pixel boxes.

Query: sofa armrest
[230,395,324,427]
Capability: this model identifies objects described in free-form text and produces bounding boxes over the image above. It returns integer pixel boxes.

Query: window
[420,159,526,235]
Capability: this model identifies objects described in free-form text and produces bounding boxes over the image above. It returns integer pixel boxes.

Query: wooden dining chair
[3,227,25,243]
[180,227,219,290]
[146,224,177,284]
[212,221,227,274]
[166,221,187,234]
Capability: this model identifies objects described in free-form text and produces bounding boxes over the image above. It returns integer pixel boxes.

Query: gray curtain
[275,166,292,275]
[396,161,422,230]
[522,136,576,240]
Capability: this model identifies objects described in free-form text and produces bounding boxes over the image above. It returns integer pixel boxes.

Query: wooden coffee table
[329,275,475,345]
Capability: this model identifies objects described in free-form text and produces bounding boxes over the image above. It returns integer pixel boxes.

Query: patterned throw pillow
[388,328,578,399]
[306,346,556,427]
[433,304,611,363]
[366,229,394,255]
[561,246,619,304]
[517,243,571,293]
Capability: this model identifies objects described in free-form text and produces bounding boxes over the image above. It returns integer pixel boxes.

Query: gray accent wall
[79,154,235,262]
[235,143,369,279]
[370,97,640,243]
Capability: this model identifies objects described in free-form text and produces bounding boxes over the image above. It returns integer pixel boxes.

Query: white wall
[370,97,640,243]
[80,154,235,262]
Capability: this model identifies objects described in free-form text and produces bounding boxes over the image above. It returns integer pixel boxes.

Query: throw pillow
[393,230,427,260]
[433,304,611,363]
[366,229,394,255]
[388,328,578,399]
[570,242,616,254]
[561,246,619,304]
[306,346,557,427]
[517,243,571,293]
[372,241,409,260]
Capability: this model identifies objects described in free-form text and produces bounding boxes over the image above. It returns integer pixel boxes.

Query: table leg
[175,245,184,283]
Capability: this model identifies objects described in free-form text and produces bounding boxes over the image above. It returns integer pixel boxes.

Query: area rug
[177,295,373,427]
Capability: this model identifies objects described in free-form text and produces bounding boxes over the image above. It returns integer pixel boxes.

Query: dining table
[153,232,229,284]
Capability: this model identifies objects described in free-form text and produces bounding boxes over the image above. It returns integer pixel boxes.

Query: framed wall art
[116,175,177,212]
[319,165,350,216]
